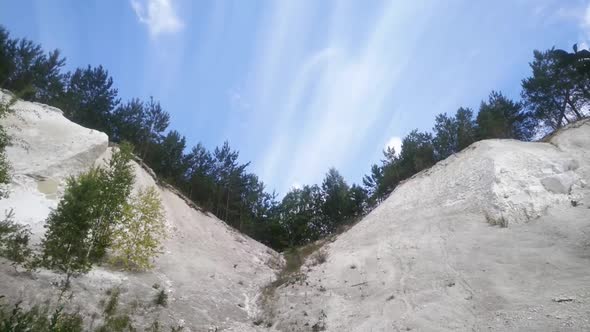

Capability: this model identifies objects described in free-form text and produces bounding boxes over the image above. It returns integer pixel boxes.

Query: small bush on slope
[154,290,168,307]
[0,300,84,332]
[96,288,135,332]
[88,142,135,262]
[110,186,166,271]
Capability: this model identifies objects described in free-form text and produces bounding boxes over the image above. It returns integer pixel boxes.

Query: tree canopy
[1,25,588,251]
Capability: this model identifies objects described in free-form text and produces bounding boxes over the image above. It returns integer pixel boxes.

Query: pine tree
[348,184,368,217]
[110,186,166,271]
[321,168,350,232]
[147,130,187,185]
[185,143,216,210]
[400,130,435,173]
[111,98,146,143]
[432,113,458,160]
[455,107,477,150]
[279,184,324,246]
[139,97,170,159]
[58,65,119,135]
[0,26,66,103]
[476,91,535,140]
[522,48,589,129]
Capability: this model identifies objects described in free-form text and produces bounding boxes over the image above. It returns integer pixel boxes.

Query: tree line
[1,25,588,251]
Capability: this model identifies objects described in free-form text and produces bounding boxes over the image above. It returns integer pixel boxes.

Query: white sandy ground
[265,120,590,331]
[0,90,281,331]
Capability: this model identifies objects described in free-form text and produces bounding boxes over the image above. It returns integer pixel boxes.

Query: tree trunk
[225,188,230,222]
[239,206,243,232]
[558,91,570,127]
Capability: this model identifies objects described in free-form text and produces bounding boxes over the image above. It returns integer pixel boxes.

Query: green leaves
[57,65,119,135]
[41,168,106,274]
[41,144,135,276]
[476,91,534,141]
[522,48,589,129]
[0,91,16,197]
[110,186,166,271]
[0,26,66,103]
[0,209,32,270]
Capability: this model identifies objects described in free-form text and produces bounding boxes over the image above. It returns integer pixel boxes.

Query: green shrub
[103,288,120,317]
[0,209,33,270]
[110,186,166,271]
[0,301,83,332]
[485,213,508,228]
[154,290,168,307]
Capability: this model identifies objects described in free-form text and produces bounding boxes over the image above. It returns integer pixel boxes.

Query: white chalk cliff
[267,121,590,331]
[0,90,281,331]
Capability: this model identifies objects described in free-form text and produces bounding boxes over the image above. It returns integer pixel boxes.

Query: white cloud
[585,2,590,28]
[130,0,184,37]
[384,136,402,156]
[577,2,590,50]
[537,2,590,45]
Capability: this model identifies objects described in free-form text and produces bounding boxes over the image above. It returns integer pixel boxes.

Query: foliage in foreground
[0,287,184,332]
[0,90,16,198]
[0,300,83,332]
[0,209,32,271]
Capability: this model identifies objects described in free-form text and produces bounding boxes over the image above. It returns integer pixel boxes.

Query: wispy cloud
[546,0,590,44]
[243,2,437,193]
[584,2,590,37]
[130,0,184,37]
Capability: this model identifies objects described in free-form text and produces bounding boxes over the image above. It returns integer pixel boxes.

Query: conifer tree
[321,168,350,232]
[522,48,588,129]
[400,130,435,173]
[476,91,534,140]
[348,184,368,217]
[58,65,119,135]
[455,107,477,150]
[432,113,458,160]
[0,26,66,103]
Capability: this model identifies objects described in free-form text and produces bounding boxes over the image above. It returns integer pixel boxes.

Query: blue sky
[1,0,588,195]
